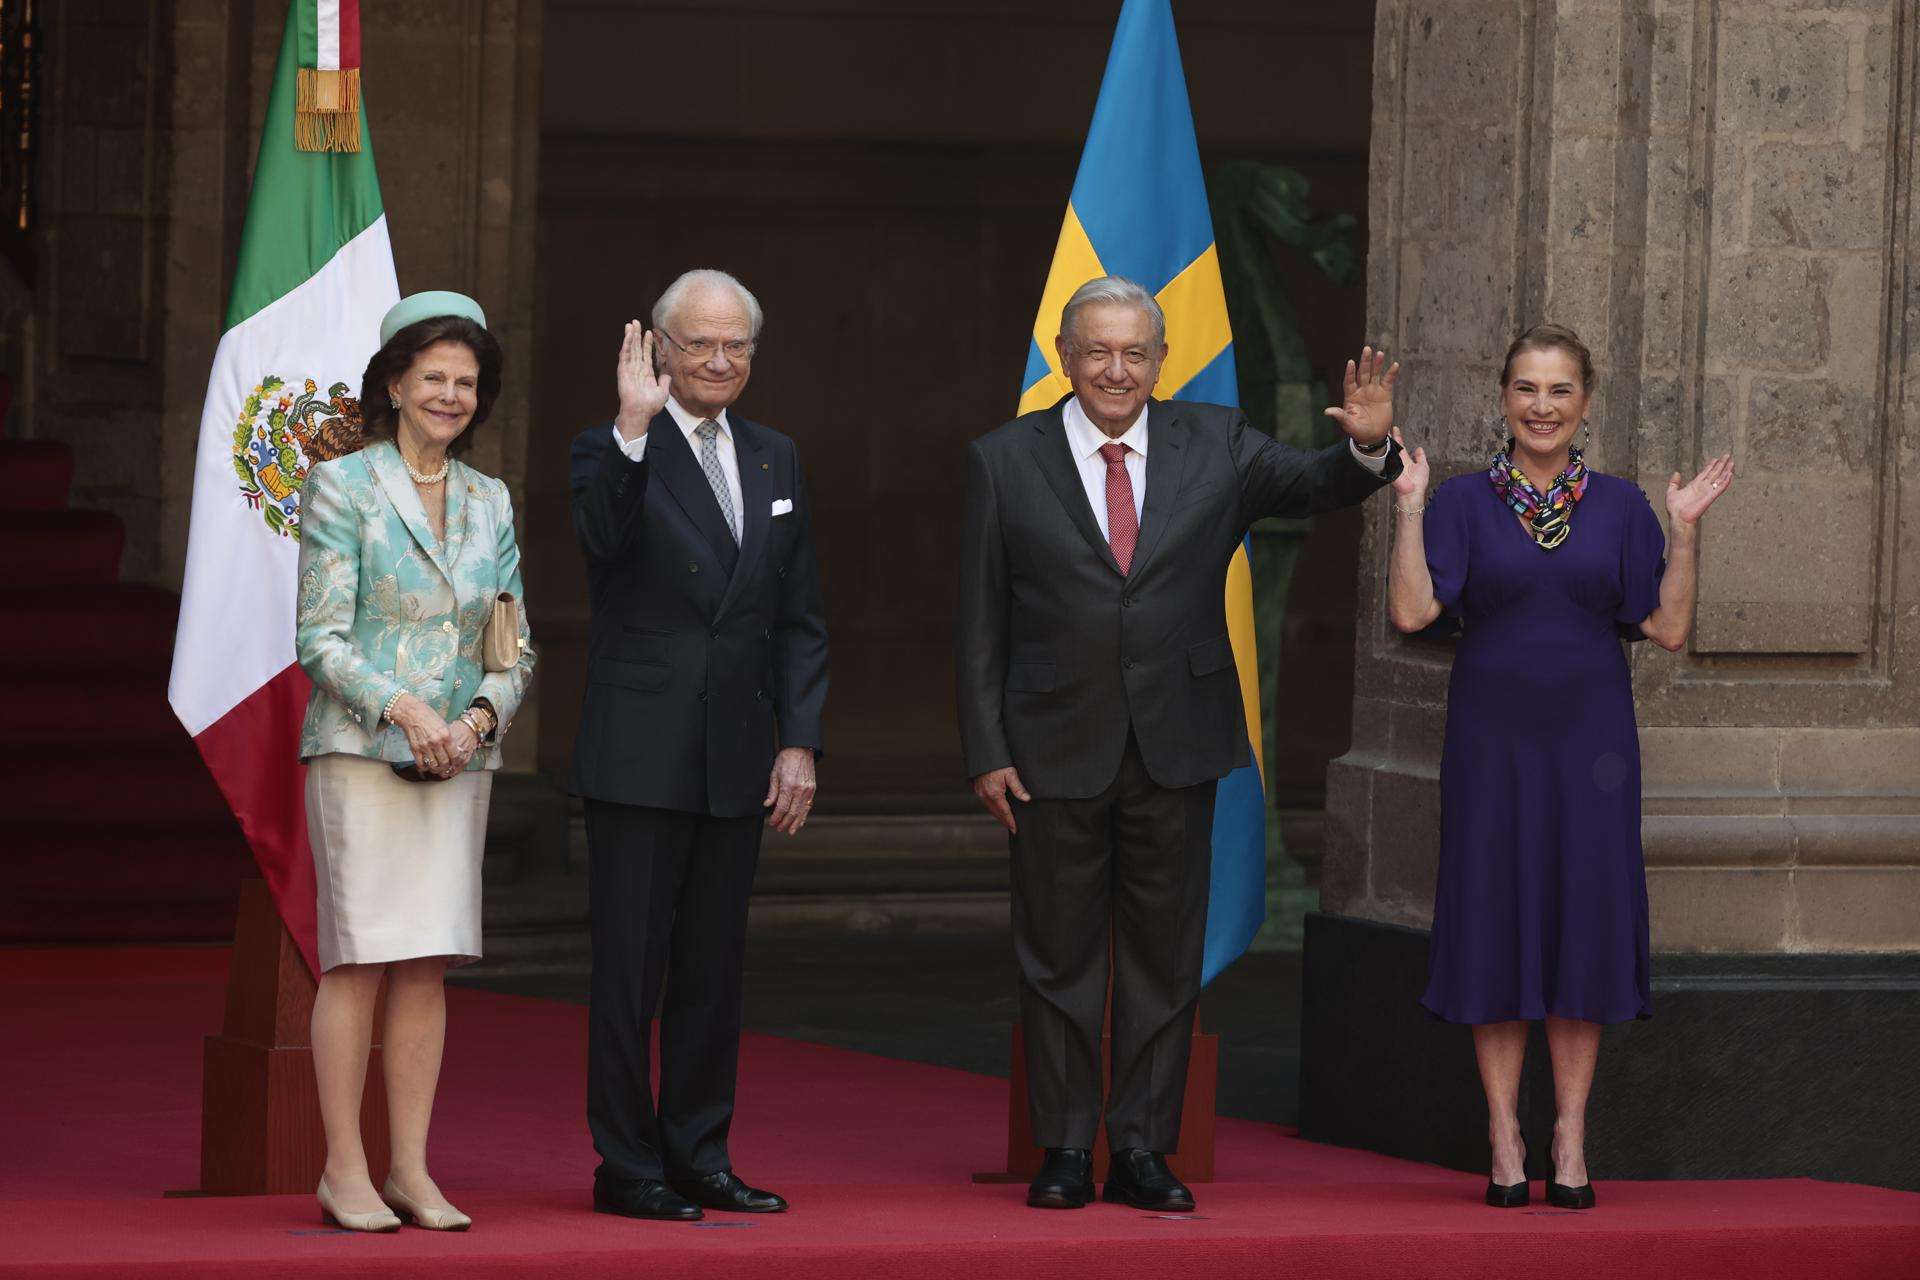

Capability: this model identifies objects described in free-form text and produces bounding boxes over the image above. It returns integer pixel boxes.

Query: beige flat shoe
[383,1176,473,1231]
[317,1176,401,1232]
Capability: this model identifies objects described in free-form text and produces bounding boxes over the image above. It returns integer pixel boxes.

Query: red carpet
[3,947,1916,1278]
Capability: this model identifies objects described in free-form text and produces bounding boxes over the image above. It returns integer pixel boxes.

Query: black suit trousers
[1010,732,1216,1153]
[585,799,762,1183]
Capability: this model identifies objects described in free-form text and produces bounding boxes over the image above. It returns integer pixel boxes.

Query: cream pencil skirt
[305,752,492,973]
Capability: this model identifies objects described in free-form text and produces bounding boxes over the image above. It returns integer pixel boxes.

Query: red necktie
[1100,442,1138,574]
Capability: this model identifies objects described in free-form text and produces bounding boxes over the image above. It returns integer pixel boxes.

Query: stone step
[0,509,125,584]
[0,439,75,510]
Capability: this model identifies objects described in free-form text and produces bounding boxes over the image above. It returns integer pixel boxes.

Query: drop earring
[389,394,400,409]
[1580,421,1591,453]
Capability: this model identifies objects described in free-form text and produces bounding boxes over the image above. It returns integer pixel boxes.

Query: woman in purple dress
[1385,325,1734,1210]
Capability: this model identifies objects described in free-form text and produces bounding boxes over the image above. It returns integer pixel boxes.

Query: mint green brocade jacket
[295,440,536,770]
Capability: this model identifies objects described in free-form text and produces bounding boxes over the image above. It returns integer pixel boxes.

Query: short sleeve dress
[1418,469,1667,1025]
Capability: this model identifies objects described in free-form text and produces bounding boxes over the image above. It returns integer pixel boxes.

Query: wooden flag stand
[973,1005,1218,1185]
[199,878,389,1194]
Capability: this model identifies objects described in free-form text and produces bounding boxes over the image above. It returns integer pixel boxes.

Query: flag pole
[172,0,397,1194]
[975,0,1233,1186]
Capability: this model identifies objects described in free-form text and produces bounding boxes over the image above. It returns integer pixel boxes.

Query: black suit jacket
[955,397,1398,798]
[569,412,828,818]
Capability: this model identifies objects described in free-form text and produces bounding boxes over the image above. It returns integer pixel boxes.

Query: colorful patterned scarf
[1489,441,1589,550]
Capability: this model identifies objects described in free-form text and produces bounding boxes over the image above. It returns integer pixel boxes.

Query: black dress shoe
[669,1171,788,1213]
[593,1177,704,1221]
[1027,1148,1094,1209]
[1102,1148,1195,1212]
[1485,1179,1529,1208]
[1546,1180,1595,1210]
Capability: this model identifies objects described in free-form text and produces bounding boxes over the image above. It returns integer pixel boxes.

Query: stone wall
[1327,0,1919,951]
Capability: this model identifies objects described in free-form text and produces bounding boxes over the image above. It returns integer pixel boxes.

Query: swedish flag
[1018,0,1263,985]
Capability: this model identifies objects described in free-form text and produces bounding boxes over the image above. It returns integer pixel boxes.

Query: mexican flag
[168,0,395,975]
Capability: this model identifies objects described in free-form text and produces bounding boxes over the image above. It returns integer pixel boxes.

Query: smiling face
[1056,301,1166,437]
[389,339,479,458]
[1501,347,1590,466]
[659,283,755,419]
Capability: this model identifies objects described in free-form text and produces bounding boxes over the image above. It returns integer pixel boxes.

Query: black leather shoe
[1027,1148,1094,1209]
[593,1177,704,1221]
[1485,1179,1529,1208]
[1102,1148,1195,1212]
[1546,1180,1595,1210]
[669,1171,788,1213]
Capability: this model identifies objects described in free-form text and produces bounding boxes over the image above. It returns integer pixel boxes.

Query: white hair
[652,268,764,339]
[1060,275,1166,349]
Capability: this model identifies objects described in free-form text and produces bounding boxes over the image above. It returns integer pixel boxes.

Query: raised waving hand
[1323,346,1399,449]
[614,321,671,441]
[1666,453,1735,526]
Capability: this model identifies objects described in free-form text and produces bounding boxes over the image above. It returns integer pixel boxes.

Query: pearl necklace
[402,451,450,486]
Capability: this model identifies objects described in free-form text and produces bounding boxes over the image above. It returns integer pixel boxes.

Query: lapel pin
[761,462,769,470]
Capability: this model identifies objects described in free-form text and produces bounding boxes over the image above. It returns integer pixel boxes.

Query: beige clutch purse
[481,592,525,672]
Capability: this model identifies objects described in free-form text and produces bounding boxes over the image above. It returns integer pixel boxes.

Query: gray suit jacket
[955,396,1399,798]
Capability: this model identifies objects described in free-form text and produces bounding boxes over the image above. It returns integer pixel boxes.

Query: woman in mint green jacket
[295,292,534,1234]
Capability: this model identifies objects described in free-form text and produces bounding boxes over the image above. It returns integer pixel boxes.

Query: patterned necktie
[695,419,739,543]
[1099,442,1138,574]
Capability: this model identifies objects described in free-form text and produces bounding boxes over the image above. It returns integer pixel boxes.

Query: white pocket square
[770,498,794,517]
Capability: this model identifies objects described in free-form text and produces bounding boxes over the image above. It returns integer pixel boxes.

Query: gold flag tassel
[294,67,361,153]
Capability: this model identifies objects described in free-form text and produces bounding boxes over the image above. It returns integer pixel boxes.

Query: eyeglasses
[1069,346,1156,369]
[659,330,756,364]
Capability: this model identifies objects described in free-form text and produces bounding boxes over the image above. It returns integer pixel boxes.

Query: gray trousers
[1010,732,1217,1152]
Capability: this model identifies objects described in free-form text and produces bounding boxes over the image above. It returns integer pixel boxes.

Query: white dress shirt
[1063,396,1149,540]
[1062,395,1389,539]
[613,398,743,541]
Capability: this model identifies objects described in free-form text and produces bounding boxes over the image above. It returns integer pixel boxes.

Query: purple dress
[1418,470,1666,1025]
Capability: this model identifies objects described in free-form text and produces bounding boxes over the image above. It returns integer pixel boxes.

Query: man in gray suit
[955,275,1399,1212]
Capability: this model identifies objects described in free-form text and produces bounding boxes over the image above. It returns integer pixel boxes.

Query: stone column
[1303,0,1920,1190]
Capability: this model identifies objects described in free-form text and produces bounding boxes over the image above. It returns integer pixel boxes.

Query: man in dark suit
[569,269,828,1221]
[956,275,1399,1212]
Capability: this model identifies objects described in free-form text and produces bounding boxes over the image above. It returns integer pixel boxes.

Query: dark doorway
[527,2,1375,811]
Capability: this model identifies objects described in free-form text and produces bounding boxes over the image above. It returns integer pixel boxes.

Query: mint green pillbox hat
[379,290,488,346]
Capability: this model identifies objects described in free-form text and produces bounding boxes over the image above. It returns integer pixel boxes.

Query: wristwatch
[1355,435,1391,456]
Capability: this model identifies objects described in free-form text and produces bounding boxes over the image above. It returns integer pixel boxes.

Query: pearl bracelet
[381,689,406,723]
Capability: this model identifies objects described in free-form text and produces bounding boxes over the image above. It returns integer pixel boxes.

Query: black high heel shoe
[1484,1178,1529,1208]
[1546,1179,1595,1210]
[1484,1137,1528,1208]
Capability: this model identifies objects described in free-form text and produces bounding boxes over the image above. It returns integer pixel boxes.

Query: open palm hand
[615,321,671,434]
[1323,346,1399,448]
[1666,453,1735,526]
